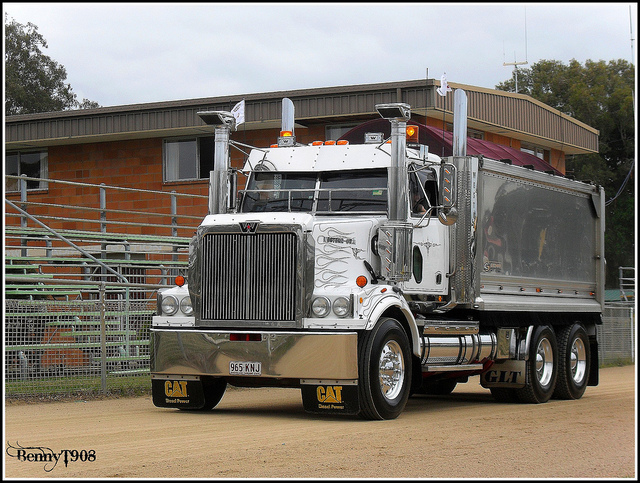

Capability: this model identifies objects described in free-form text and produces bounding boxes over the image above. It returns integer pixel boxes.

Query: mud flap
[480,360,527,388]
[301,381,360,415]
[151,375,205,409]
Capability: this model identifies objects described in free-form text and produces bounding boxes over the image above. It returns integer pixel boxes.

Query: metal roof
[5,79,599,155]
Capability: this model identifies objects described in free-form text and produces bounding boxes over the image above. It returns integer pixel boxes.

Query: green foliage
[497,59,635,287]
[5,13,100,115]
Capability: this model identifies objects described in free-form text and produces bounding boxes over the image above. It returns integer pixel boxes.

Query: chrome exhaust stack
[197,110,236,215]
[375,103,413,282]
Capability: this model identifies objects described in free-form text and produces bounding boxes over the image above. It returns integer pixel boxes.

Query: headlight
[311,297,331,318]
[161,295,178,315]
[332,297,351,318]
[180,296,194,316]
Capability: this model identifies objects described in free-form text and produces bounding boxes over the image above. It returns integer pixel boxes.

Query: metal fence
[598,304,636,366]
[5,294,154,398]
[5,175,202,399]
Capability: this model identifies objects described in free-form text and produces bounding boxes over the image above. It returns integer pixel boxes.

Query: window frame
[5,150,49,192]
[162,136,215,183]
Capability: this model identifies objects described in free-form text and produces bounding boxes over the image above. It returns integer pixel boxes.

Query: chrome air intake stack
[197,110,236,215]
[375,103,413,283]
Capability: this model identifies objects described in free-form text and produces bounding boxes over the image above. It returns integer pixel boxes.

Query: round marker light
[161,295,178,315]
[175,275,185,287]
[356,275,368,288]
[332,297,350,318]
[311,297,331,318]
[180,296,194,316]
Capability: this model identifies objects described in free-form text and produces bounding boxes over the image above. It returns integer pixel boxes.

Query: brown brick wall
[5,120,565,237]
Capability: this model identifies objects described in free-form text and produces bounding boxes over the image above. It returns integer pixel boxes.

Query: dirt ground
[3,365,636,479]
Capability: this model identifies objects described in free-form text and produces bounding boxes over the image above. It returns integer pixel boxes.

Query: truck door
[404,167,449,295]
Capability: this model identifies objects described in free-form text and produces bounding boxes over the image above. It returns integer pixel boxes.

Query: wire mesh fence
[4,175,200,400]
[4,294,155,399]
[598,304,636,366]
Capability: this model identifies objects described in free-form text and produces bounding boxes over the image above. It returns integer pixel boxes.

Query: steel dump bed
[450,157,605,314]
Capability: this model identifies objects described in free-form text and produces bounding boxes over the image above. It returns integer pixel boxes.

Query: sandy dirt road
[4,365,636,479]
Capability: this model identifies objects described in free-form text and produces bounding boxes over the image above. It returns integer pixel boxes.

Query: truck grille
[200,232,297,322]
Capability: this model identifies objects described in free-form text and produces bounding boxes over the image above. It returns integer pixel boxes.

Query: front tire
[553,323,590,400]
[358,318,412,420]
[515,325,558,403]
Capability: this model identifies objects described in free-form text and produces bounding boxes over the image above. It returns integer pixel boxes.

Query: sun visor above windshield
[244,143,394,173]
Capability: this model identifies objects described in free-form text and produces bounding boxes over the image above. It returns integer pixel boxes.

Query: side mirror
[439,163,457,225]
[439,163,456,208]
[438,207,458,226]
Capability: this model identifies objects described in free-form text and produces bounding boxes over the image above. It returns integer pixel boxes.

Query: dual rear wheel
[490,323,590,403]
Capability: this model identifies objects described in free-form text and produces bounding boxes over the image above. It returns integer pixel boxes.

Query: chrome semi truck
[151,91,604,419]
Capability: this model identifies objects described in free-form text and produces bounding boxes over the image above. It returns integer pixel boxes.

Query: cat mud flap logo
[301,381,359,415]
[151,375,206,409]
[480,360,527,388]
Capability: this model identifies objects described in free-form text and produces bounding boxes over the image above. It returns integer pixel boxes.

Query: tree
[4,13,100,115]
[497,59,635,288]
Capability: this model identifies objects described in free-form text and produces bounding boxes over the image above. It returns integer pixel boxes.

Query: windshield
[240,169,388,214]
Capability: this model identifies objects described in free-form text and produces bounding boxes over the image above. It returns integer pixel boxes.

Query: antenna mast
[503,6,529,93]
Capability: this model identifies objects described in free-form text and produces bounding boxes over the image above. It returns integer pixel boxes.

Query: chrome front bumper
[151,329,358,380]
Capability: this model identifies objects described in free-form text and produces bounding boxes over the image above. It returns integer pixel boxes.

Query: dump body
[443,156,605,315]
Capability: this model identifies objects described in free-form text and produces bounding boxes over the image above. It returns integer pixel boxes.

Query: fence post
[171,191,178,277]
[171,191,177,237]
[20,175,28,257]
[100,282,107,394]
[100,183,107,297]
[630,306,636,364]
[100,183,107,234]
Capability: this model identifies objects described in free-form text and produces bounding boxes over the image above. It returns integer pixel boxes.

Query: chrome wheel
[516,325,558,404]
[379,340,405,401]
[535,337,554,388]
[569,337,587,385]
[553,323,590,400]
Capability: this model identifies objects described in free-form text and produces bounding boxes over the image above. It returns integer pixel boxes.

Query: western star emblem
[240,221,259,233]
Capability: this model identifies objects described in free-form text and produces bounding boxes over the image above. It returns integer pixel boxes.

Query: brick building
[5,78,599,236]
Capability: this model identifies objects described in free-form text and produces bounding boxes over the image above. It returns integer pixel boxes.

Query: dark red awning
[338,119,563,175]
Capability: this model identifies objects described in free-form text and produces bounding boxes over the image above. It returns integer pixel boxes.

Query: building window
[467,127,484,140]
[163,137,215,182]
[325,124,359,141]
[5,150,48,192]
[444,122,484,139]
[521,143,548,161]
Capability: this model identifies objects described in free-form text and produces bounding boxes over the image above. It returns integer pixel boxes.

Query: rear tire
[358,318,412,420]
[515,325,558,403]
[553,324,590,400]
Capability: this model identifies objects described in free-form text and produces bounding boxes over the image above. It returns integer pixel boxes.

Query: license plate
[229,361,262,376]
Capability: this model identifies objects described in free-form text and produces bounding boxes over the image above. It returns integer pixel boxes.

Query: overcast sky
[4,2,637,108]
